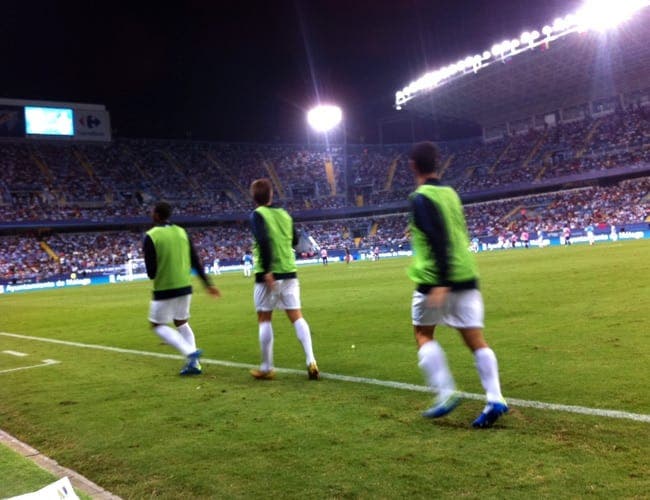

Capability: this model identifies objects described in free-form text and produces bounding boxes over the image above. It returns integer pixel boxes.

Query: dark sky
[1,0,582,143]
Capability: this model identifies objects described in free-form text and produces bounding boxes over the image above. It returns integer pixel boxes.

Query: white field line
[2,350,28,357]
[0,358,59,374]
[1,331,649,424]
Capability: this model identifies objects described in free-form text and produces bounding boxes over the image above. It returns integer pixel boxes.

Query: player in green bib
[407,142,507,428]
[248,178,319,381]
[144,202,220,375]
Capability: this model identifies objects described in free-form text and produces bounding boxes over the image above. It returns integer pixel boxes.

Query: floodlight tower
[306,104,348,203]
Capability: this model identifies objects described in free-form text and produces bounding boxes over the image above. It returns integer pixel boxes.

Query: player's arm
[251,211,274,286]
[143,234,157,280]
[251,212,273,272]
[189,239,220,297]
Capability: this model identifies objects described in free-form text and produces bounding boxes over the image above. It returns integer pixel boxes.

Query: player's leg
[282,279,319,379]
[174,295,203,375]
[251,283,275,379]
[174,295,197,352]
[448,290,508,427]
[412,290,458,418]
[151,321,194,355]
[286,308,319,379]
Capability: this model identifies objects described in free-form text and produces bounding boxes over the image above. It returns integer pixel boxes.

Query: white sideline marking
[2,350,28,357]
[0,358,60,374]
[1,331,649,424]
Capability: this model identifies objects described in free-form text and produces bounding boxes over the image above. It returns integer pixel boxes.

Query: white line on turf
[0,358,60,374]
[2,350,28,357]
[1,331,649,424]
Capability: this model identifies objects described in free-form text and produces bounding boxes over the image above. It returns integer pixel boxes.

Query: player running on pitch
[144,202,220,375]
[406,142,507,428]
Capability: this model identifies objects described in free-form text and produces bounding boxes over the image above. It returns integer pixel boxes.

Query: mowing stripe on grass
[1,331,649,424]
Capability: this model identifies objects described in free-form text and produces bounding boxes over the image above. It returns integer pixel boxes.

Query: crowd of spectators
[1,106,649,222]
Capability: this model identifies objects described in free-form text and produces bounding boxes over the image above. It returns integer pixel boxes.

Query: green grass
[1,240,649,498]
[0,445,61,497]
[0,445,92,499]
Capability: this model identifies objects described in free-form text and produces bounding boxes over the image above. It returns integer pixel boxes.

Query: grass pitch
[1,240,649,498]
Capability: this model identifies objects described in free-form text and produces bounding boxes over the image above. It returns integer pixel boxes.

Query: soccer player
[248,178,319,381]
[563,225,572,246]
[585,222,595,246]
[536,226,545,248]
[406,142,507,428]
[344,246,352,264]
[609,223,618,242]
[320,247,328,266]
[144,202,220,375]
[242,250,253,277]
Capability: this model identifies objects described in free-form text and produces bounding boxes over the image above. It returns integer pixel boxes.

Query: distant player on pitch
[320,247,328,266]
[406,142,507,428]
[248,178,319,381]
[144,202,220,375]
[242,250,253,277]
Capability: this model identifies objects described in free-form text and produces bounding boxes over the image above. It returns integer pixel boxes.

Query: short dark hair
[250,178,273,205]
[409,141,440,175]
[153,201,172,221]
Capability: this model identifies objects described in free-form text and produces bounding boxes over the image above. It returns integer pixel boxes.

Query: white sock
[177,323,197,352]
[153,325,194,356]
[474,347,504,403]
[293,317,316,365]
[418,340,455,401]
[258,321,274,372]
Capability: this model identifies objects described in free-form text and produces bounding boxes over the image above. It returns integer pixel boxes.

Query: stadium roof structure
[397,7,650,129]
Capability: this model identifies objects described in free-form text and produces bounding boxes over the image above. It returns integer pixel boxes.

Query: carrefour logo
[78,114,102,129]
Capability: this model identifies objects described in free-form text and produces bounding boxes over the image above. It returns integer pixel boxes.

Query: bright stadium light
[576,0,650,32]
[307,104,342,133]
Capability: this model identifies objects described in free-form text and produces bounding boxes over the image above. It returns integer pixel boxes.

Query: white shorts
[254,278,301,311]
[149,295,191,324]
[411,289,484,328]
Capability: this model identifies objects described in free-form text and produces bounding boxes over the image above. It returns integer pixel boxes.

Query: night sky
[1,0,583,143]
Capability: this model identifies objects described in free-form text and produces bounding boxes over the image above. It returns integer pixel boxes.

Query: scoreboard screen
[25,106,74,136]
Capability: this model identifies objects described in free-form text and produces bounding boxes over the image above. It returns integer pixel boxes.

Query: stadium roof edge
[0,97,106,110]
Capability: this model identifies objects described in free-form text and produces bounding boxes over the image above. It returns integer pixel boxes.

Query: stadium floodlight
[307,105,343,133]
[576,0,650,32]
[393,0,650,109]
